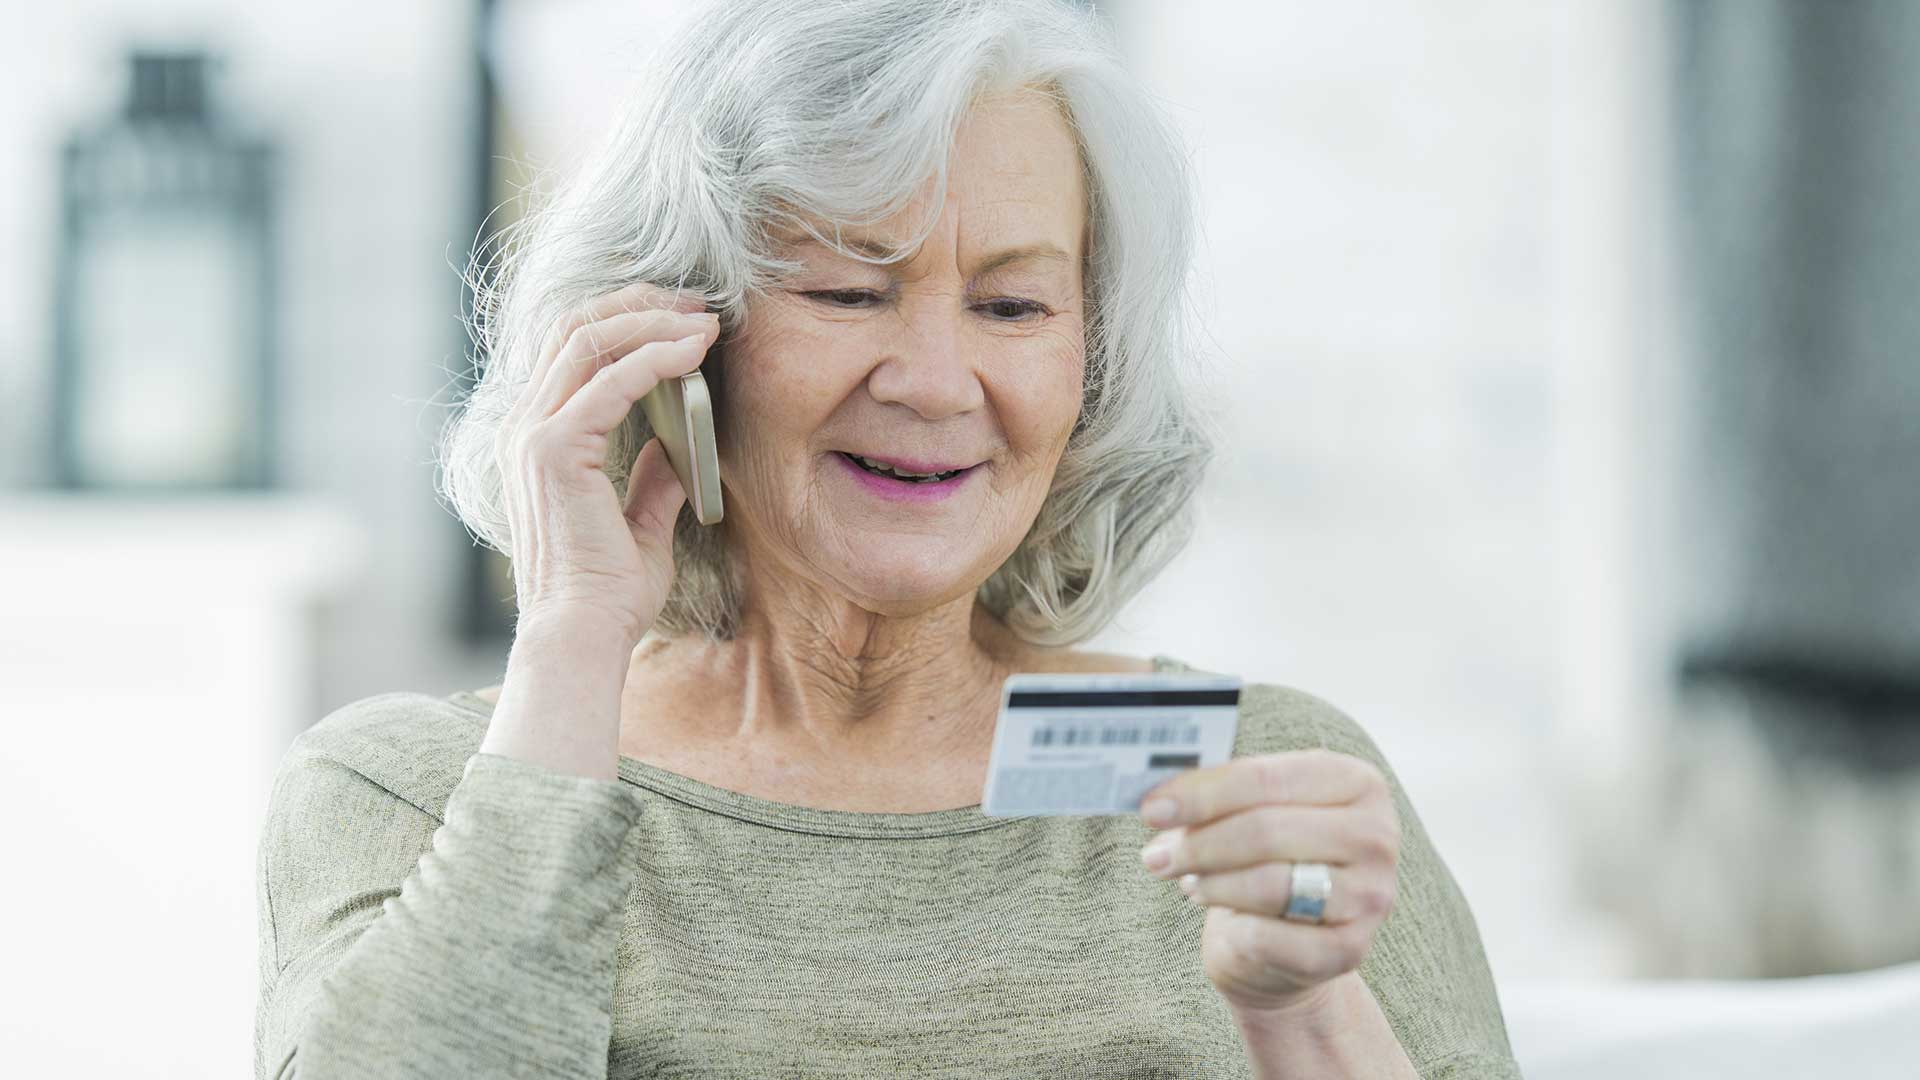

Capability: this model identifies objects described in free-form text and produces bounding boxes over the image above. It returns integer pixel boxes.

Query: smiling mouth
[836,451,971,483]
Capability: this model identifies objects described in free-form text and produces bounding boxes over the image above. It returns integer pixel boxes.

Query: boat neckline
[442,652,1211,839]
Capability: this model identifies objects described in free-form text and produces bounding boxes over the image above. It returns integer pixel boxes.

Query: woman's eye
[804,289,883,308]
[978,298,1049,321]
[799,290,1048,320]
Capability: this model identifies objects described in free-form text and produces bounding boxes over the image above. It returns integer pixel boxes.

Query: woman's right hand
[495,282,720,642]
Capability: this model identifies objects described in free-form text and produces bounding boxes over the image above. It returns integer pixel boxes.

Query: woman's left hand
[1136,749,1402,1015]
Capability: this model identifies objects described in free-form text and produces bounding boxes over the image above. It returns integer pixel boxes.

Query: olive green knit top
[253,654,1520,1078]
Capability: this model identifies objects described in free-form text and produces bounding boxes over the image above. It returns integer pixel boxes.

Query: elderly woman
[254,1,1517,1077]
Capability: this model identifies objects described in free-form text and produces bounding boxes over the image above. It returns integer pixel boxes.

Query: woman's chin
[833,553,984,610]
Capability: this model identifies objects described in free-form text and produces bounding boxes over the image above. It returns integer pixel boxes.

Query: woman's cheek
[1020,325,1087,424]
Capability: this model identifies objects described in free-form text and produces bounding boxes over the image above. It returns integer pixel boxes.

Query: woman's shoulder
[1235,681,1376,754]
[1216,678,1406,790]
[1154,654,1370,753]
[1108,653,1394,775]
[1017,648,1159,674]
[273,690,490,823]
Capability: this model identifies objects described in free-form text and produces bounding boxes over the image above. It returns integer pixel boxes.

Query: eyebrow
[795,236,1075,277]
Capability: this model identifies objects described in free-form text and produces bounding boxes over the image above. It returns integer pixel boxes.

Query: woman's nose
[863,310,986,420]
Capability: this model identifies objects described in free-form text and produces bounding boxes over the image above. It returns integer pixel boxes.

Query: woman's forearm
[1232,972,1421,1080]
[480,610,644,781]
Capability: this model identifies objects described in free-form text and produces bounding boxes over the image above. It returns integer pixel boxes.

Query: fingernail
[1178,873,1199,894]
[1140,838,1173,874]
[1141,796,1178,826]
[675,332,706,344]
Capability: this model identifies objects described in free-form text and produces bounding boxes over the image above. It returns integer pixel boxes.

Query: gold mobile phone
[639,370,723,525]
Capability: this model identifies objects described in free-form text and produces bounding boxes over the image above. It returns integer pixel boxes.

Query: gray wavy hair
[434,0,1222,647]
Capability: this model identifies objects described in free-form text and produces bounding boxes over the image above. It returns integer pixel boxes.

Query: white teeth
[854,454,943,479]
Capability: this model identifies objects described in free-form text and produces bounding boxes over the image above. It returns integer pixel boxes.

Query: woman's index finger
[528,283,710,406]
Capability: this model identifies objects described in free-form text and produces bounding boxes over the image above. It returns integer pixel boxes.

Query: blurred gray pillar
[1616,0,1920,978]
[1665,0,1920,764]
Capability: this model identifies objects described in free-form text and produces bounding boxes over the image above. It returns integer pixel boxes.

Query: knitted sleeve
[255,724,648,1080]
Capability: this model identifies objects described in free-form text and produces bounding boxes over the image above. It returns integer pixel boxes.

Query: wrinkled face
[714,89,1089,617]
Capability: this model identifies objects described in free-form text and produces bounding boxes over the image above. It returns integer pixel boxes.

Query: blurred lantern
[50,48,279,489]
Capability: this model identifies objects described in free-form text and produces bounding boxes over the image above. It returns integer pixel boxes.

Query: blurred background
[2,0,1916,1076]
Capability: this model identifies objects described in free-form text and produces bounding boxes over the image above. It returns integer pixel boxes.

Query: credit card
[980,671,1243,816]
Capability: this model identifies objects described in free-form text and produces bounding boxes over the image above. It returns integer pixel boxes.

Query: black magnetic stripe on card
[1006,689,1242,708]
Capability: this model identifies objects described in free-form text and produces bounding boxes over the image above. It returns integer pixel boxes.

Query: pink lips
[833,451,976,503]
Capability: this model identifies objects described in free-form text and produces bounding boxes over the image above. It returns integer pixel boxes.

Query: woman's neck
[622,597,1031,765]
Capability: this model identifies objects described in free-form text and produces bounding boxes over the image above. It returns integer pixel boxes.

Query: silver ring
[1284,861,1332,924]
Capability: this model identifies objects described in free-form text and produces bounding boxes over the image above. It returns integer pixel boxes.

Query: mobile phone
[638,370,723,525]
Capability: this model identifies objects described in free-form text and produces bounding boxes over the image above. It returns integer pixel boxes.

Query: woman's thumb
[622,436,688,542]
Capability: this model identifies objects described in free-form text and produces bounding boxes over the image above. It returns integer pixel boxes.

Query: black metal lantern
[50,48,279,490]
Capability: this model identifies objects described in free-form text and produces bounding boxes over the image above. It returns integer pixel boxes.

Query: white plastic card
[980,671,1243,816]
